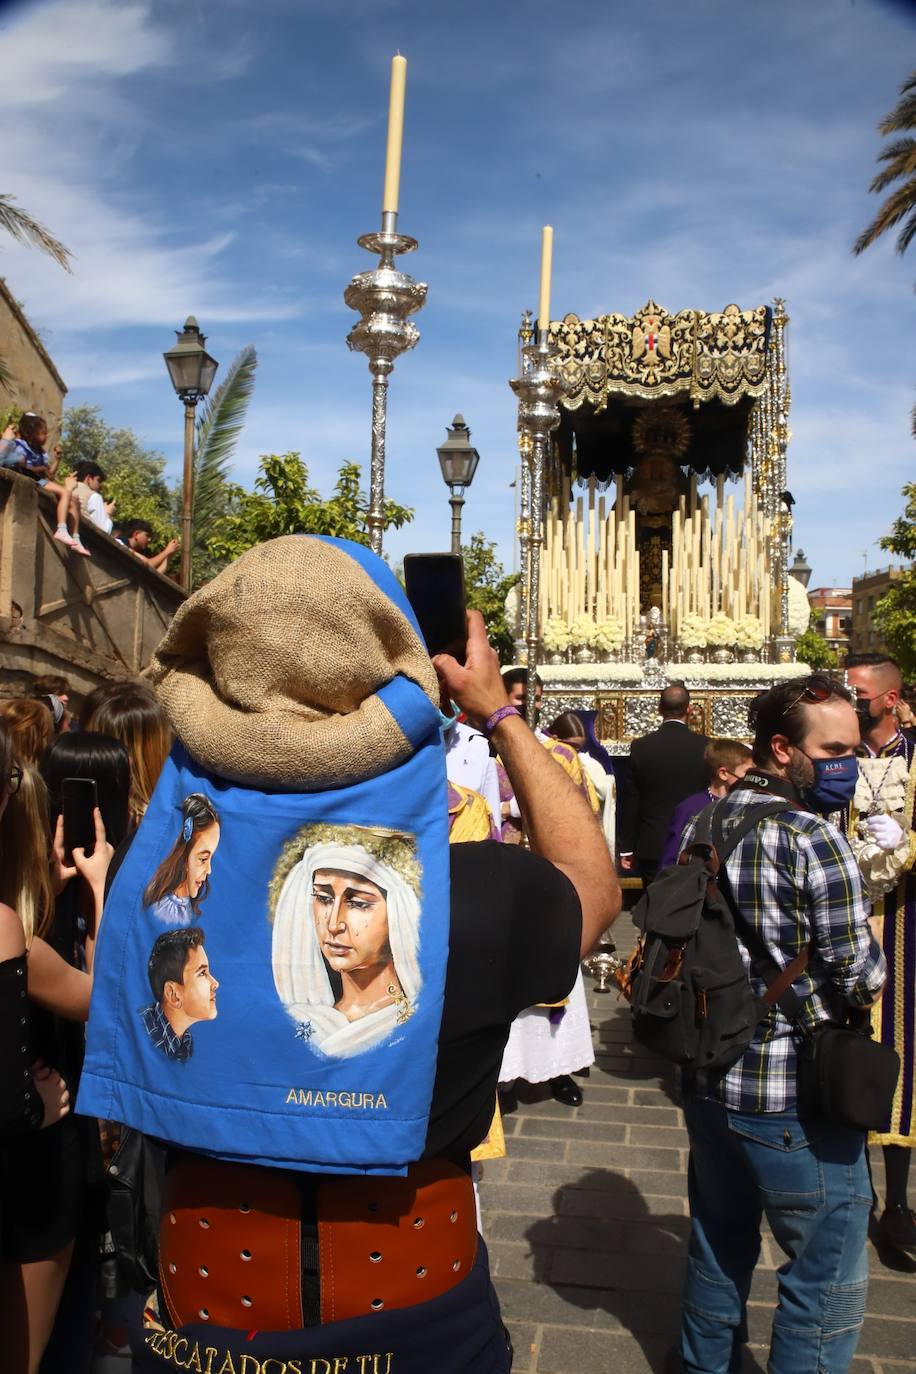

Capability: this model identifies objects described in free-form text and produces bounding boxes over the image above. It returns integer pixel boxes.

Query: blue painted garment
[78,541,450,1176]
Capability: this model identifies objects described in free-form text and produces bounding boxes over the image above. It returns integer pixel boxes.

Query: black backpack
[625,799,792,1072]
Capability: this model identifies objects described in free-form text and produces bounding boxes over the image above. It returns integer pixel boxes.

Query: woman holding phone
[0,723,113,1374]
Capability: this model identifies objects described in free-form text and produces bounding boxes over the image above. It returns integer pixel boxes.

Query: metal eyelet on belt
[240,1250,252,1262]
[453,1259,461,1271]
[168,1263,177,1274]
[239,1202,251,1213]
[370,1299,384,1311]
[416,1266,427,1278]
[449,1210,458,1222]
[241,1296,252,1308]
[369,1251,382,1263]
[198,1266,208,1277]
[412,1216,424,1229]
[168,1213,177,1226]
[198,1308,209,1321]
[199,1218,210,1228]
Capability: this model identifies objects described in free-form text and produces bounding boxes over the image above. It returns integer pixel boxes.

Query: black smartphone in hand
[62,777,97,865]
[403,554,467,663]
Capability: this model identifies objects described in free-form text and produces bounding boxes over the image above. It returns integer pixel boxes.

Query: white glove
[866,814,906,852]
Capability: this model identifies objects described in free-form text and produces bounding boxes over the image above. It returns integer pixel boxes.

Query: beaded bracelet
[483,704,522,737]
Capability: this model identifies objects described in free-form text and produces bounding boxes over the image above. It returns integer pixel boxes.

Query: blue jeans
[681,1096,871,1374]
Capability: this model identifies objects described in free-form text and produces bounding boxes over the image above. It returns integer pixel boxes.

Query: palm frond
[870,138,916,195]
[0,194,72,271]
[0,354,14,393]
[192,345,257,541]
[853,178,916,255]
[878,72,916,137]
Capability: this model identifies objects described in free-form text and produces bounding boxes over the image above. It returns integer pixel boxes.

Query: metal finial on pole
[344,218,427,556]
[509,324,568,728]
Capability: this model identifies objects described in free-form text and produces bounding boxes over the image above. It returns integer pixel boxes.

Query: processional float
[511,286,803,747]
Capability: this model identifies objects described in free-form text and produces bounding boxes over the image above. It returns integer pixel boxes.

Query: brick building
[807,586,852,660]
[851,567,904,656]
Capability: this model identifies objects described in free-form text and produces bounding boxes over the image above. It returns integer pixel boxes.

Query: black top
[423,841,582,1159]
[620,721,710,865]
[0,953,44,1138]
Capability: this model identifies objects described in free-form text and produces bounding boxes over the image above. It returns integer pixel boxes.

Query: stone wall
[0,278,67,436]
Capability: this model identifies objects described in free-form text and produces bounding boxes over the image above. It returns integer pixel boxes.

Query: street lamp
[163,316,218,592]
[789,548,812,589]
[436,414,480,555]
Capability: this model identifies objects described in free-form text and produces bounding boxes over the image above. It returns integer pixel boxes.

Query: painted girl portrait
[144,793,221,927]
[269,823,422,1060]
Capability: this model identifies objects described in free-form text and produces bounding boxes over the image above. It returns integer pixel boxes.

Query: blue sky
[2,0,914,588]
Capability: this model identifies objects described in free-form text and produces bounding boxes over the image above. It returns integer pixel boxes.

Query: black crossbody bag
[711,806,900,1132]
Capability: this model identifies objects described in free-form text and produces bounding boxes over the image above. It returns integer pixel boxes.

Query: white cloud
[1,0,301,333]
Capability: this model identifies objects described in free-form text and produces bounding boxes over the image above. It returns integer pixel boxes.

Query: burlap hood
[148,536,439,790]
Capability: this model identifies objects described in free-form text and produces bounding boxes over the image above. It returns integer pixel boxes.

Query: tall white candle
[538,226,553,334]
[382,55,408,215]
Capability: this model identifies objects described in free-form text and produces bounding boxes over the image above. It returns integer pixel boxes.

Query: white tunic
[444,721,502,827]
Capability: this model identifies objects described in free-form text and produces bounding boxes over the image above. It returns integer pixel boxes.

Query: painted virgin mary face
[311,868,392,976]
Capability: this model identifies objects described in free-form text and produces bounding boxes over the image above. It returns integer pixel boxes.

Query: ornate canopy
[547,299,772,410]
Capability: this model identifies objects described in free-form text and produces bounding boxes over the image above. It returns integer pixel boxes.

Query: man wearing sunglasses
[844,653,916,1256]
[677,673,886,1374]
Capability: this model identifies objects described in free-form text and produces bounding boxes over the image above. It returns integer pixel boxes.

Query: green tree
[190,345,257,587]
[59,405,178,548]
[854,71,916,259]
[460,531,519,663]
[205,452,413,564]
[0,194,71,392]
[795,628,839,671]
[873,480,916,677]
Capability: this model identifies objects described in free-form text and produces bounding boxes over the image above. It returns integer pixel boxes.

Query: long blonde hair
[0,763,54,944]
[79,682,171,827]
[0,698,53,768]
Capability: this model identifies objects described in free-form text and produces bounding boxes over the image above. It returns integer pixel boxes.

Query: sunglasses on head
[783,673,851,716]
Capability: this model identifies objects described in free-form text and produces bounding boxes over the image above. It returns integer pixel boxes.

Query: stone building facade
[851,567,904,657]
[0,277,67,435]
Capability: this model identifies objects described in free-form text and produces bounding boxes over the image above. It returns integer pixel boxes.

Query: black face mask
[855,697,881,734]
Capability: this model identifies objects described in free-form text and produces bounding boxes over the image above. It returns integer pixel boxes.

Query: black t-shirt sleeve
[494,844,583,1017]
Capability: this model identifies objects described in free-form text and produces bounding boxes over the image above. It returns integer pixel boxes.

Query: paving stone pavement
[479,914,916,1374]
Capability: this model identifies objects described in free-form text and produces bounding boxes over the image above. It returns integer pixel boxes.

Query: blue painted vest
[79,657,449,1177]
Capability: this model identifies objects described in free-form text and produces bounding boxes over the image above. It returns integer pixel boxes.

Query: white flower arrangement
[734,615,765,650]
[679,613,710,649]
[542,616,572,652]
[569,613,598,648]
[706,612,737,647]
[788,576,811,637]
[594,616,625,652]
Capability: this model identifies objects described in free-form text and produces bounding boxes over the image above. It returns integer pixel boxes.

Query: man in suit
[618,682,709,884]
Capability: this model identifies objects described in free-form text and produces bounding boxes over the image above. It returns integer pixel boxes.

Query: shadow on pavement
[524,1168,766,1374]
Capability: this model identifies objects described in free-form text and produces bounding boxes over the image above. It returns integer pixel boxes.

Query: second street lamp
[437,414,480,555]
[163,316,218,592]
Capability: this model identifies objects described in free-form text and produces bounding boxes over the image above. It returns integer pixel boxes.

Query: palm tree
[0,194,71,393]
[854,70,916,258]
[189,344,258,585]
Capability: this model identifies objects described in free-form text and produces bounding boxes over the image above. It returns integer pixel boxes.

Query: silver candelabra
[510,329,568,728]
[345,211,427,556]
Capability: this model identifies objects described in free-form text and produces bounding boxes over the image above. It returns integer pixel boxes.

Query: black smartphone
[403,554,467,663]
[62,777,97,864]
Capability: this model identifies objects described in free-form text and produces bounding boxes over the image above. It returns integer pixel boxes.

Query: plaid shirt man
[681,782,886,1113]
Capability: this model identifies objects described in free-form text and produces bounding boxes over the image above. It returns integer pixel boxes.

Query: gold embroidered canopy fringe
[547,299,771,411]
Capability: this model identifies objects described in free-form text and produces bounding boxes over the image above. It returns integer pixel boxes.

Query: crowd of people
[0,532,913,1374]
[1,413,179,574]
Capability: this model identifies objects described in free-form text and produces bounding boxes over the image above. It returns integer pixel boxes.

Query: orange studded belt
[158,1156,478,1332]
